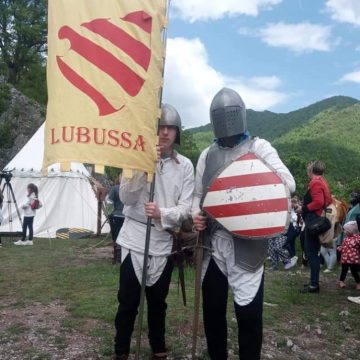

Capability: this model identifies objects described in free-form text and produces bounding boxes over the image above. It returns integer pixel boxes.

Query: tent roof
[4,122,90,177]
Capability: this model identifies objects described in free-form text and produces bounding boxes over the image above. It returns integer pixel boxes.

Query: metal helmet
[160,103,181,144]
[210,87,247,139]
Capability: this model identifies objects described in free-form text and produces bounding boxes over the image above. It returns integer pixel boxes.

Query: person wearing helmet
[192,88,295,360]
[113,104,194,360]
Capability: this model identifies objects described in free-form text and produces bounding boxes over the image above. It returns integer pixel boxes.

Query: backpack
[31,199,42,210]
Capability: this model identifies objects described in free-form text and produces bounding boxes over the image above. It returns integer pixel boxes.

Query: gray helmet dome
[210,87,247,139]
[160,103,181,144]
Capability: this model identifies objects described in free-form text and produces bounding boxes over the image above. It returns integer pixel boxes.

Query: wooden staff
[191,230,204,359]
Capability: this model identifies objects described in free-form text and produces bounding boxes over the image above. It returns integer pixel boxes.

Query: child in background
[268,234,298,270]
[14,183,39,246]
[337,221,360,290]
[285,196,302,257]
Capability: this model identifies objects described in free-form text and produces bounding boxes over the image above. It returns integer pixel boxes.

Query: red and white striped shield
[202,153,291,239]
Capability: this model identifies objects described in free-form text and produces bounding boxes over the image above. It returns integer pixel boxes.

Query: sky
[161,0,360,128]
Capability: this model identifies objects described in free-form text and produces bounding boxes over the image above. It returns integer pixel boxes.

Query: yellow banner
[44,0,167,177]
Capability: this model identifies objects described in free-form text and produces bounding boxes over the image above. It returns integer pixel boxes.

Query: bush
[0,122,14,148]
[0,83,11,115]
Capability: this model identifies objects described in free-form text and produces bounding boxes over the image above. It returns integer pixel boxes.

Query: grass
[0,236,360,359]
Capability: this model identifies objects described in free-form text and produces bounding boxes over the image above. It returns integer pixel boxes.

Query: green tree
[0,0,47,84]
[177,129,201,167]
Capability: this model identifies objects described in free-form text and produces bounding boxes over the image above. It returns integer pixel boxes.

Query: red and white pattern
[339,234,360,265]
[57,11,152,116]
[202,153,290,238]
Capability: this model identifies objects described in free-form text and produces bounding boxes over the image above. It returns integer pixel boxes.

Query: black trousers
[109,215,125,263]
[22,216,34,241]
[340,263,360,283]
[109,215,124,242]
[114,254,173,356]
[285,223,300,257]
[202,258,264,360]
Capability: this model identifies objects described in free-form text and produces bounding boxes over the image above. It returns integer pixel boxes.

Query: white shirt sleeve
[253,139,296,193]
[191,147,209,217]
[119,171,147,206]
[158,159,195,230]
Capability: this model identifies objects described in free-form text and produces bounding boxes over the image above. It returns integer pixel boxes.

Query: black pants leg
[234,275,264,360]
[300,230,308,266]
[109,215,124,263]
[340,264,349,282]
[304,229,321,288]
[114,254,173,356]
[28,217,34,240]
[114,254,141,356]
[146,260,173,353]
[22,216,34,241]
[202,259,228,360]
[109,215,124,242]
[285,224,298,257]
[349,264,360,283]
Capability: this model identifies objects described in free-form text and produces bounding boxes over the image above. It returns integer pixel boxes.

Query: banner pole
[135,1,171,359]
[191,230,204,359]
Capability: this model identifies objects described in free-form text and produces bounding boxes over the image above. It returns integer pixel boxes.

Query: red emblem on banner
[56,11,152,116]
[202,153,290,239]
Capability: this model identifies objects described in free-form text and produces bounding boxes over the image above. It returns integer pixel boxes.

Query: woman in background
[296,160,332,293]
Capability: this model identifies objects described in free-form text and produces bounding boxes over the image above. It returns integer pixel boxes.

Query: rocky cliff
[0,80,45,169]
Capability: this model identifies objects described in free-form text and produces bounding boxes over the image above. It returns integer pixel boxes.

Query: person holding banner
[113,104,194,360]
[192,88,295,360]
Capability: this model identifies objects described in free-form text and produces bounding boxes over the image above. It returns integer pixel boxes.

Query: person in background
[337,190,360,247]
[0,191,3,247]
[296,160,332,293]
[14,183,39,246]
[347,214,360,305]
[268,234,298,271]
[284,196,302,258]
[107,173,125,263]
[113,104,194,360]
[337,221,360,290]
[192,88,295,360]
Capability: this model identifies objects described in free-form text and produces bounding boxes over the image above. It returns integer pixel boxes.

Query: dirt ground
[1,245,359,360]
[0,301,103,359]
[0,246,112,360]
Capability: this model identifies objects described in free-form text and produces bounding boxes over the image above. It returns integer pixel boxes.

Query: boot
[112,354,128,360]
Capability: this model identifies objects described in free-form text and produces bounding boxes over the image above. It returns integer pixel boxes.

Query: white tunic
[21,193,37,217]
[117,152,194,285]
[192,138,296,305]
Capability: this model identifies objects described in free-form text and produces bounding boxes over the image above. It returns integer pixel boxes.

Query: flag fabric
[44,0,167,178]
[202,153,291,239]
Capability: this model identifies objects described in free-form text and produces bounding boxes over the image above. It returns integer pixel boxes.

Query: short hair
[308,160,325,175]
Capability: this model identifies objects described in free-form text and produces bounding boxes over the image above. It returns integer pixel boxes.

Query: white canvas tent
[0,123,108,238]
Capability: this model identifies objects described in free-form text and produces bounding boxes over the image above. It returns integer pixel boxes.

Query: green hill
[182,97,360,198]
[187,96,359,151]
[273,103,360,198]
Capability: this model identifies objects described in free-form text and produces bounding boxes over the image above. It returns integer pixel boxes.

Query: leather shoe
[299,285,320,293]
